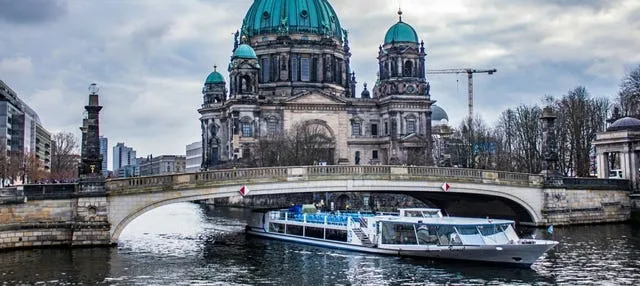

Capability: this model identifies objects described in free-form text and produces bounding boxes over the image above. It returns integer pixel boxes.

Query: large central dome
[241,0,343,41]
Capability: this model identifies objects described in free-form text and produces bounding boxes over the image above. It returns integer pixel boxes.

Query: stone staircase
[352,228,376,248]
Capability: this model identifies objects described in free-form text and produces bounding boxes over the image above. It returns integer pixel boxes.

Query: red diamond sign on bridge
[441,182,450,192]
[239,185,250,197]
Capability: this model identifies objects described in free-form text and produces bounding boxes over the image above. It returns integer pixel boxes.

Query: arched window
[262,58,271,83]
[406,115,417,134]
[241,75,252,94]
[301,57,310,82]
[351,118,363,136]
[265,116,280,135]
[241,117,253,137]
[404,60,413,77]
[391,59,397,77]
[383,62,389,79]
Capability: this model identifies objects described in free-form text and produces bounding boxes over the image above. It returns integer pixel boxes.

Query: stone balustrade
[106,165,543,194]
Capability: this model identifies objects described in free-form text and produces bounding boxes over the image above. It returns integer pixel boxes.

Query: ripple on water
[1,204,640,285]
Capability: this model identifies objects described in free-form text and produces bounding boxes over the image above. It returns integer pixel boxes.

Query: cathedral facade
[198,0,435,169]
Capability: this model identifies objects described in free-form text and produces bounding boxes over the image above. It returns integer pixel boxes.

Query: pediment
[401,133,426,142]
[286,90,347,104]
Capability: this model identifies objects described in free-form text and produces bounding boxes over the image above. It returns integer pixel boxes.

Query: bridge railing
[193,167,289,182]
[407,167,483,178]
[106,165,541,193]
[307,165,391,176]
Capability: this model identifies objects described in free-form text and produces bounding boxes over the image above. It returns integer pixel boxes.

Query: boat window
[380,222,418,245]
[305,227,324,239]
[435,225,458,245]
[287,225,303,236]
[326,229,347,242]
[454,225,484,245]
[269,223,285,233]
[416,225,439,245]
[502,224,519,242]
[478,224,502,236]
[477,224,510,245]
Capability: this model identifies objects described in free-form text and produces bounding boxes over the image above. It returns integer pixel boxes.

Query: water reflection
[0,203,639,285]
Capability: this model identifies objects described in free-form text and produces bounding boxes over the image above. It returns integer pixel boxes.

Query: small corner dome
[205,69,225,84]
[384,12,419,44]
[607,116,640,131]
[431,105,449,122]
[233,44,258,59]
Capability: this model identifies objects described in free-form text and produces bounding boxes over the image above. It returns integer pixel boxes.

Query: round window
[300,10,309,18]
[263,11,270,19]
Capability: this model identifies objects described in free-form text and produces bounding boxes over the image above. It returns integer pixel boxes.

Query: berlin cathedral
[198,0,450,169]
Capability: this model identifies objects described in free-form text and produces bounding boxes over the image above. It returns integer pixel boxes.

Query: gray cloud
[0,0,67,24]
[0,0,638,169]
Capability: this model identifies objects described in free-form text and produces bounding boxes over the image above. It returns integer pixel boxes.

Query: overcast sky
[1,0,639,170]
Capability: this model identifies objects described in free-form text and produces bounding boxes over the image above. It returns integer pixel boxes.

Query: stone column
[596,152,609,179]
[623,151,636,181]
[540,106,560,179]
[629,151,639,188]
[621,152,630,178]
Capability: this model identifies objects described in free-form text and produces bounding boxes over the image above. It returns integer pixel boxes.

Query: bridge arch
[107,175,545,243]
[109,193,229,242]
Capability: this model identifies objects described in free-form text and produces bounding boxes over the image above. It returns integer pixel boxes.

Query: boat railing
[275,211,378,227]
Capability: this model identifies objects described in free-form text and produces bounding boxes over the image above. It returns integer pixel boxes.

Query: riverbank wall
[0,185,111,250]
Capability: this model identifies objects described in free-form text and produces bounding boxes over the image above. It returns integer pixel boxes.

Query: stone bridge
[0,165,632,250]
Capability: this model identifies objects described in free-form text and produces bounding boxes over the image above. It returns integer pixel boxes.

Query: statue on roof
[279,16,289,34]
[233,30,240,51]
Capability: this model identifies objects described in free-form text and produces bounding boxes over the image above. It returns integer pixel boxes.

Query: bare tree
[50,132,80,181]
[253,121,334,167]
[25,152,47,183]
[453,116,494,169]
[618,65,640,117]
[6,150,24,184]
[554,87,609,177]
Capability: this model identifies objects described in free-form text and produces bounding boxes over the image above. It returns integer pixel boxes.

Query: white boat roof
[374,215,514,225]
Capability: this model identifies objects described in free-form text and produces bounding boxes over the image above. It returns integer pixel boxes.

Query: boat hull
[246,228,556,267]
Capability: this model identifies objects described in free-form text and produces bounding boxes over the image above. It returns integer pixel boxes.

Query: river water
[1,203,639,285]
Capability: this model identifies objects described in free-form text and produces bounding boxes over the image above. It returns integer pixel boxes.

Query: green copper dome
[205,67,225,84]
[233,44,258,59]
[241,0,343,41]
[384,14,419,44]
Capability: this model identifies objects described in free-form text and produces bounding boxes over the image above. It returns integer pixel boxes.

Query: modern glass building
[113,142,138,177]
[185,141,202,173]
[99,136,108,177]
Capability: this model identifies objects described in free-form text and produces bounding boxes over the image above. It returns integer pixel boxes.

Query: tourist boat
[246,206,559,267]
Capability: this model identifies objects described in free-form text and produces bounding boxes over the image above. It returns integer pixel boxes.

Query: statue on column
[201,120,209,170]
[233,30,240,51]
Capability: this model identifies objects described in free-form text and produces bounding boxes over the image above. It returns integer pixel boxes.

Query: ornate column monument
[540,106,560,180]
[78,83,106,193]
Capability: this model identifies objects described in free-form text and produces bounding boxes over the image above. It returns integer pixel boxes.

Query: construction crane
[426,68,497,118]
